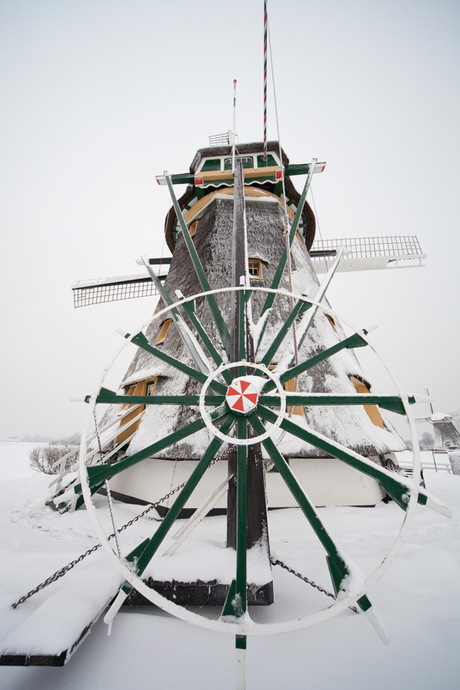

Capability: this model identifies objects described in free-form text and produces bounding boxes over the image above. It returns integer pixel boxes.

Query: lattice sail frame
[72,235,425,307]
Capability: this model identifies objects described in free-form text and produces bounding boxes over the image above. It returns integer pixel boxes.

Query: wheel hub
[226,377,259,414]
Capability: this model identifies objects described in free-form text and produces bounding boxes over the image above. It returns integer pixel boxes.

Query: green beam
[257,174,312,324]
[94,388,224,407]
[126,331,227,395]
[248,411,349,592]
[85,405,229,489]
[256,405,424,510]
[165,175,231,356]
[258,394,415,416]
[235,417,248,616]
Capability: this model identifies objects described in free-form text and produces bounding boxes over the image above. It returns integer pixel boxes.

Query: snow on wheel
[77,284,447,642]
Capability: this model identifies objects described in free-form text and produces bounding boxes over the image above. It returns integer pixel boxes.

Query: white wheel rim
[199,360,286,445]
[79,286,421,636]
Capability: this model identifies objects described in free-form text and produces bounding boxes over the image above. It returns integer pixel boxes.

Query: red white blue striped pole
[263,0,268,162]
[232,79,237,173]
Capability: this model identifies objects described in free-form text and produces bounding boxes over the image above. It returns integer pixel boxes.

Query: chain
[12,446,236,608]
[270,556,359,614]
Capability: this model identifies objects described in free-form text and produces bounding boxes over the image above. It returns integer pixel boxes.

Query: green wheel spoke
[235,417,248,614]
[262,331,369,394]
[85,405,229,489]
[247,411,350,593]
[125,412,237,577]
[124,330,227,395]
[94,388,225,407]
[257,404,420,510]
[256,172,314,353]
[165,174,231,356]
[259,393,414,415]
[256,295,312,374]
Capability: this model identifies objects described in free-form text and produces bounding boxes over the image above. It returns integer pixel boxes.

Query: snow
[0,442,459,689]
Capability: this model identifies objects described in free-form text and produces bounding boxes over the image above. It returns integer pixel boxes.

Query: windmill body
[95,141,408,513]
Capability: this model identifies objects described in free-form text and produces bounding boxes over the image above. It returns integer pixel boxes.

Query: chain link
[270,556,359,614]
[12,447,236,608]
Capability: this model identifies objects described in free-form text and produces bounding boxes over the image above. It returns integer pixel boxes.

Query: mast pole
[232,79,237,173]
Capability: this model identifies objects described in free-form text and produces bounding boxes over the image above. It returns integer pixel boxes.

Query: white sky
[0,0,459,438]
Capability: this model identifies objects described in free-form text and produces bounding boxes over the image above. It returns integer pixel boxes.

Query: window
[350,376,384,429]
[116,378,158,444]
[201,159,221,172]
[248,259,263,280]
[257,153,278,167]
[325,314,339,334]
[156,318,172,345]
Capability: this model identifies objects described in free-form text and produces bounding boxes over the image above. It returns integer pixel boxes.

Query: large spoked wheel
[79,285,422,637]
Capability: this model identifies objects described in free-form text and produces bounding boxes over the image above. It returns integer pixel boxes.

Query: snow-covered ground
[0,441,459,689]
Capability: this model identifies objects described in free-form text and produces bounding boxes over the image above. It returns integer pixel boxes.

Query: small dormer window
[350,375,384,429]
[200,159,221,172]
[248,259,263,279]
[156,318,172,345]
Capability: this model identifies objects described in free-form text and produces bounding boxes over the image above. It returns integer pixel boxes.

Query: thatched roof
[121,192,405,461]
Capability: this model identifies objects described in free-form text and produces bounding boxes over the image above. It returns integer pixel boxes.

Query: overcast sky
[0,0,459,439]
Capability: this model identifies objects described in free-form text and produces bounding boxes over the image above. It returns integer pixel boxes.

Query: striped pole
[232,79,237,173]
[263,0,268,162]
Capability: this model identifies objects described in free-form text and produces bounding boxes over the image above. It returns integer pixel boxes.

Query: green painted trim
[165,175,231,356]
[262,332,369,394]
[222,579,238,618]
[357,594,372,612]
[235,417,248,616]
[259,297,312,370]
[284,163,311,176]
[169,172,195,185]
[236,635,247,650]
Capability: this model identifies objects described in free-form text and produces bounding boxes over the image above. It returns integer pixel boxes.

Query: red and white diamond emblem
[226,377,259,414]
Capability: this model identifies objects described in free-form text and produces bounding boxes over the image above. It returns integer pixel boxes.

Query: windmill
[0,9,451,684]
[36,131,448,631]
[64,137,427,518]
